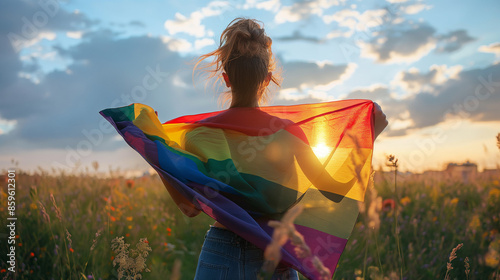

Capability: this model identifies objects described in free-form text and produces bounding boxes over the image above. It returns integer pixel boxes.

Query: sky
[1,0,499,175]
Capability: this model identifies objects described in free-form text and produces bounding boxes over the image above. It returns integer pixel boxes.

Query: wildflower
[30,203,38,210]
[126,179,135,189]
[489,188,500,202]
[449,198,459,206]
[469,215,481,231]
[484,235,500,268]
[30,252,35,257]
[69,248,74,253]
[111,236,152,280]
[382,198,395,212]
[126,216,133,221]
[400,196,411,206]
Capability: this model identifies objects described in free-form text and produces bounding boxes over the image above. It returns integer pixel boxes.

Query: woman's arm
[373,102,388,139]
[160,175,201,218]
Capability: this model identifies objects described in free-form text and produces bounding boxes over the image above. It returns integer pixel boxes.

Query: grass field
[1,165,499,279]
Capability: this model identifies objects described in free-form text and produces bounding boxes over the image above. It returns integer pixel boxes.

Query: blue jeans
[194,226,299,280]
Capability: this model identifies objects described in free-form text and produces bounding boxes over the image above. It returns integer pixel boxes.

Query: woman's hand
[373,102,388,139]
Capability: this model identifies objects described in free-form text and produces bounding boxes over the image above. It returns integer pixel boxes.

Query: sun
[312,142,332,159]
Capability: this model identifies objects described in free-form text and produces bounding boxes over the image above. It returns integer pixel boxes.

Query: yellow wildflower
[469,215,480,230]
[400,196,411,206]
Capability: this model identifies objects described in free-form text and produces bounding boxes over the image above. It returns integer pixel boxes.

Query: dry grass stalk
[262,204,331,280]
[169,259,182,280]
[50,193,63,222]
[444,243,463,280]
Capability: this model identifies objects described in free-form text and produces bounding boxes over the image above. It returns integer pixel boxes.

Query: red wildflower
[126,179,135,188]
[69,248,74,253]
[382,198,395,211]
[30,252,35,257]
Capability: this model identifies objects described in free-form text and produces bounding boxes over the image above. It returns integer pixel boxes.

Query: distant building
[445,161,478,183]
[481,168,500,181]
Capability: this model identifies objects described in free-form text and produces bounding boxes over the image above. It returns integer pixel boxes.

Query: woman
[184,18,387,279]
[101,17,388,280]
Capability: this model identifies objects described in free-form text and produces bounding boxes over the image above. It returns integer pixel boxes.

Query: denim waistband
[203,226,292,271]
[205,226,259,248]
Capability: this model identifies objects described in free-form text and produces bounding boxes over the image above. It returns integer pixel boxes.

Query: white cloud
[161,36,215,52]
[164,1,229,38]
[275,0,342,23]
[392,64,463,95]
[323,9,387,32]
[479,42,500,57]
[0,118,17,135]
[244,0,281,11]
[194,38,215,50]
[161,36,193,52]
[402,3,432,14]
[66,31,83,39]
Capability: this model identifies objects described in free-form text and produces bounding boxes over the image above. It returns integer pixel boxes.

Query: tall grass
[0,165,499,279]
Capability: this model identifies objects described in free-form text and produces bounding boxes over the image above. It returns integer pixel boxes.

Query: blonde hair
[194,18,281,107]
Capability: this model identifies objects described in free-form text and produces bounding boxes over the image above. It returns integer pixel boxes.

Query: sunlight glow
[312,142,332,159]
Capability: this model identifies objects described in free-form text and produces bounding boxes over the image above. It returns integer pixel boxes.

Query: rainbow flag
[100,99,374,279]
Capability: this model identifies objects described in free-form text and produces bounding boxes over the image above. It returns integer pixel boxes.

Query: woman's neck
[229,99,259,108]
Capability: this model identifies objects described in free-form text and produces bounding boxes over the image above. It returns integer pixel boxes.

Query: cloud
[2,0,93,52]
[435,29,475,53]
[243,0,281,11]
[405,63,500,128]
[164,1,230,37]
[0,30,219,151]
[359,23,437,63]
[129,20,146,28]
[359,21,474,64]
[343,62,500,136]
[392,64,462,95]
[276,60,356,101]
[323,8,387,31]
[275,30,324,43]
[275,0,342,23]
[479,42,500,57]
[281,61,356,91]
[400,3,432,14]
